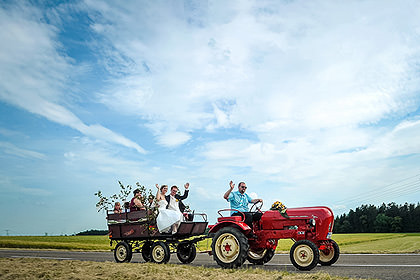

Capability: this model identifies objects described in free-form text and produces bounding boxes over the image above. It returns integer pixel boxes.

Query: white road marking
[275,253,420,256]
[266,263,420,267]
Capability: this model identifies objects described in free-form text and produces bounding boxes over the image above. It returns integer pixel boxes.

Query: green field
[1,233,420,253]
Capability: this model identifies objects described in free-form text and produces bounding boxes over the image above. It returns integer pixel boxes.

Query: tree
[374,214,392,233]
[391,216,402,233]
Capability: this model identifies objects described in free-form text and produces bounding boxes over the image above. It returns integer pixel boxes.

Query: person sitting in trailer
[113,202,123,213]
[129,188,146,212]
[155,184,183,234]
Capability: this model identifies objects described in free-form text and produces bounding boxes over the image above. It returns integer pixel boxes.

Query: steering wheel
[249,200,263,213]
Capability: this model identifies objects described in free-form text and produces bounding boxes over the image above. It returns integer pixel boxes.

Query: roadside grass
[1,233,420,253]
[0,258,364,280]
[0,236,111,251]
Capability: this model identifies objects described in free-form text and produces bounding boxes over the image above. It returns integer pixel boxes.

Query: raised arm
[155,184,163,201]
[178,183,190,200]
[223,181,235,200]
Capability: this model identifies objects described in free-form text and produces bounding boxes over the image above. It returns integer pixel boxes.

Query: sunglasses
[240,185,247,189]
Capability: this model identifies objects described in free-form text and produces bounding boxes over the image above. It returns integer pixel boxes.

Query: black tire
[247,248,275,265]
[176,242,197,264]
[150,241,170,264]
[114,241,132,263]
[319,240,340,266]
[141,241,153,262]
[290,240,319,271]
[211,227,249,268]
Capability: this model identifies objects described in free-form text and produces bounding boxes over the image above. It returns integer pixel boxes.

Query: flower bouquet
[270,201,289,218]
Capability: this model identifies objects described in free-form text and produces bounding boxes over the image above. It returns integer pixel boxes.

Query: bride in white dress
[155,184,182,234]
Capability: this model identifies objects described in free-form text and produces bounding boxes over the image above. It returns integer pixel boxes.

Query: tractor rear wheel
[319,240,340,266]
[212,227,249,268]
[247,248,275,265]
[290,240,319,271]
[176,242,197,264]
[150,241,170,264]
[114,241,132,263]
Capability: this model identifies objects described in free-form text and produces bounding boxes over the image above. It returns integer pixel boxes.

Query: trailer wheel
[114,241,132,263]
[247,248,275,265]
[212,227,249,268]
[176,242,197,264]
[290,240,319,271]
[319,240,340,266]
[150,241,170,264]
[141,241,153,262]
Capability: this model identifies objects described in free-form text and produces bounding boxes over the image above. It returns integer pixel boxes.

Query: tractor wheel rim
[215,233,240,263]
[294,244,314,266]
[152,245,165,262]
[319,248,334,262]
[116,246,127,261]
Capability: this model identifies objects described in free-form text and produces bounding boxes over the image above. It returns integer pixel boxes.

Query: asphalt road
[1,249,420,280]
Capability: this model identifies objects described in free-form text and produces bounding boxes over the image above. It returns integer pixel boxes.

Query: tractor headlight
[308,219,316,227]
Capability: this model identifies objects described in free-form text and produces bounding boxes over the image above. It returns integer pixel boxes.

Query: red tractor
[208,202,340,271]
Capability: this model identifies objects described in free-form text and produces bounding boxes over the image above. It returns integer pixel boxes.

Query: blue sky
[1,0,420,235]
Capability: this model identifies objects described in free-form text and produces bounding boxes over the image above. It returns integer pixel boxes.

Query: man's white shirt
[168,195,179,212]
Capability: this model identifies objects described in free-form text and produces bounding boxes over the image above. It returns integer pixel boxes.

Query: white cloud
[0,142,46,160]
[0,177,51,196]
[156,131,191,148]
[84,1,420,148]
[0,2,146,154]
[21,1,420,208]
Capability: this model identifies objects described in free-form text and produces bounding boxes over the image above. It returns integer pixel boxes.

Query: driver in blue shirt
[224,181,263,229]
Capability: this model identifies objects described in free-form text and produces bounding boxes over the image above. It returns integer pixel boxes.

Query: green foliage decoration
[94,180,158,234]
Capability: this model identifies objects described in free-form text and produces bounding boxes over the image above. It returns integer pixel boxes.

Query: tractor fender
[208,221,251,235]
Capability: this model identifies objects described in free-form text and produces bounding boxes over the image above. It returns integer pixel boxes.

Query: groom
[165,183,189,213]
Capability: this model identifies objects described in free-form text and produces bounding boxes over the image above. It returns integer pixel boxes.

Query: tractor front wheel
[290,240,319,271]
[247,248,275,265]
[211,227,249,268]
[319,240,340,266]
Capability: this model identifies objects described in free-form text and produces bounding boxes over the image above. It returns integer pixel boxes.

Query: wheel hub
[117,248,126,258]
[215,233,240,262]
[152,246,165,262]
[320,248,333,262]
[294,244,314,265]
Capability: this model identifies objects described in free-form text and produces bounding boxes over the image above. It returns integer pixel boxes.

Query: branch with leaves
[94,181,135,212]
[95,181,158,233]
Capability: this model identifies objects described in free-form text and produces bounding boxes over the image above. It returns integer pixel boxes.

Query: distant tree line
[334,202,420,233]
[76,229,108,236]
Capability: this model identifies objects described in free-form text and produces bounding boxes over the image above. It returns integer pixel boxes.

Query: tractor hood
[261,206,334,240]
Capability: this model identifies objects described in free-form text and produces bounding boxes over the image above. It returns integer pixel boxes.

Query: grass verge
[0,258,365,280]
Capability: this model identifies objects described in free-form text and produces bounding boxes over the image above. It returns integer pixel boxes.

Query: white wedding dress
[156,200,183,233]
